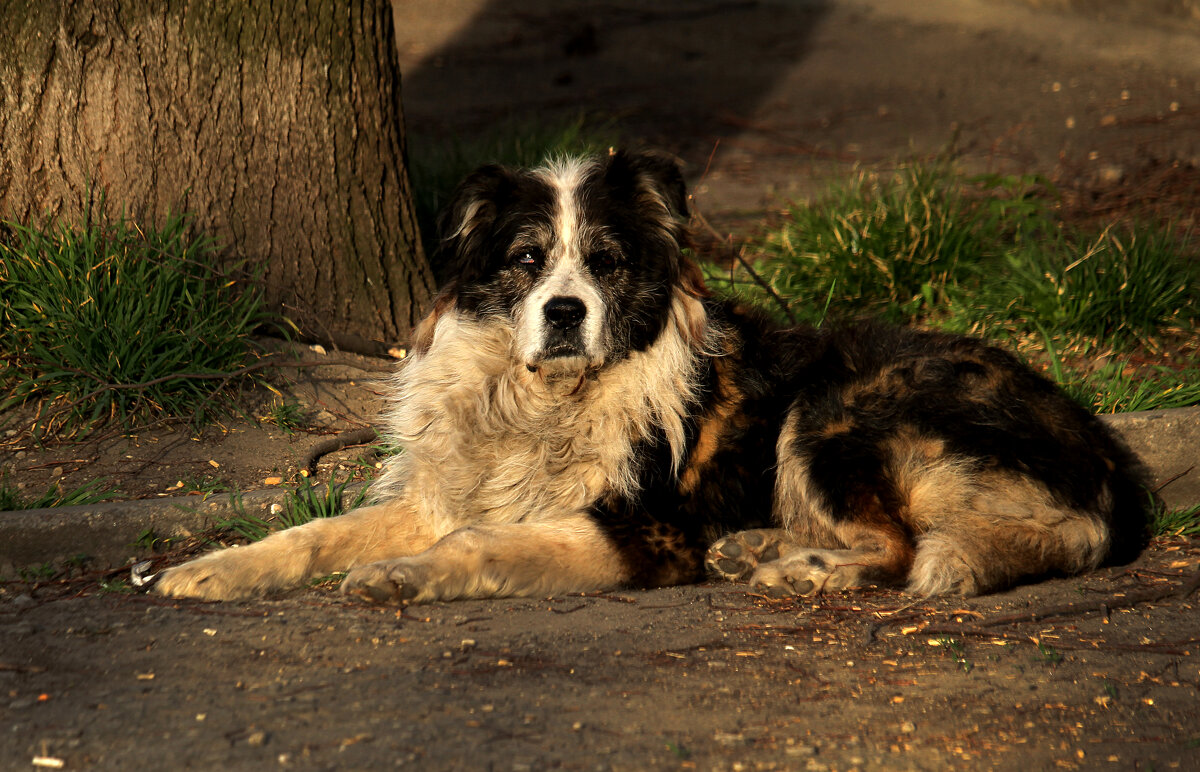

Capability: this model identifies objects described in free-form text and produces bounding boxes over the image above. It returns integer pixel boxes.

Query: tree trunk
[0,0,435,353]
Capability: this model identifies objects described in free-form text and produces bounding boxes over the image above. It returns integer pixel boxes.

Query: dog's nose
[544,296,587,330]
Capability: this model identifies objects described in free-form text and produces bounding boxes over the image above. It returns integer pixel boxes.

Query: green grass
[932,635,973,673]
[1061,361,1200,414]
[1040,334,1200,414]
[1034,640,1064,665]
[0,198,270,437]
[706,163,995,325]
[179,475,231,497]
[0,473,118,512]
[965,226,1195,343]
[408,115,618,262]
[1153,502,1200,538]
[711,163,1196,337]
[707,161,1198,412]
[215,475,368,542]
[263,399,307,435]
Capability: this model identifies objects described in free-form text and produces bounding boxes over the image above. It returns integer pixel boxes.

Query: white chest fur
[373,294,710,537]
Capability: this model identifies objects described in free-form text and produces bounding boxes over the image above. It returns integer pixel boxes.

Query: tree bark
[0,0,435,352]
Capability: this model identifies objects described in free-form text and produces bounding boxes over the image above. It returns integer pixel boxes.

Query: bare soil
[3,1,1200,770]
[1,343,393,505]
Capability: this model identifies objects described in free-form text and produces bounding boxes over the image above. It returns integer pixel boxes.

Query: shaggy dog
[155,150,1145,603]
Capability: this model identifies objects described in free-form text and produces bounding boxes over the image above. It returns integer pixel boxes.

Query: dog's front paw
[155,549,262,601]
[340,559,427,603]
[705,529,787,582]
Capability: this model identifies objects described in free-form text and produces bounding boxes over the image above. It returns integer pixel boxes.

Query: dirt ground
[3,1,1200,770]
[3,541,1199,770]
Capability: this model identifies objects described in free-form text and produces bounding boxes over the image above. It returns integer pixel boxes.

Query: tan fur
[771,413,842,549]
[678,360,742,495]
[153,501,438,601]
[723,415,1113,597]
[340,517,628,603]
[906,472,1110,595]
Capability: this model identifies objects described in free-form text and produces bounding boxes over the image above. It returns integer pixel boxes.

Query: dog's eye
[510,248,543,270]
[588,250,619,274]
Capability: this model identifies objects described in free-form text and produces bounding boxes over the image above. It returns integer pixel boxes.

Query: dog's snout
[543,296,587,330]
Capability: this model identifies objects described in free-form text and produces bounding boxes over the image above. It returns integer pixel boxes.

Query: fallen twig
[692,209,798,325]
[975,568,1200,628]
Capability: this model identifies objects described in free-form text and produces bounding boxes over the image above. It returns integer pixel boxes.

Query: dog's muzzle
[526,294,601,375]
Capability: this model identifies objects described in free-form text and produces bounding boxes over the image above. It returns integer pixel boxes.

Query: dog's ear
[603,149,689,221]
[434,164,518,284]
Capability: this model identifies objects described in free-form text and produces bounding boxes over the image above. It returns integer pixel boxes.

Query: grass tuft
[713,163,1196,338]
[0,197,270,436]
[264,399,307,435]
[0,472,118,512]
[706,163,993,325]
[1062,362,1200,414]
[215,475,367,543]
[1152,502,1200,538]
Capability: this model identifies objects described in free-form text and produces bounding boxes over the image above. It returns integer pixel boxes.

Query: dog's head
[427,150,702,376]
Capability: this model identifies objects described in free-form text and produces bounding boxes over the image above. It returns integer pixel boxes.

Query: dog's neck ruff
[372,291,713,534]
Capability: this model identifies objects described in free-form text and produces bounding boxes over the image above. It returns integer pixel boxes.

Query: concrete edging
[1,409,1197,572]
[0,483,368,574]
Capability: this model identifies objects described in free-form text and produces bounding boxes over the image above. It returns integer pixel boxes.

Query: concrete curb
[1,409,1197,572]
[1099,407,1200,510]
[0,483,369,574]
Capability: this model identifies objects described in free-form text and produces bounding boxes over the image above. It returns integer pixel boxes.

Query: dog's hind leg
[155,499,439,601]
[906,474,1111,596]
[340,516,630,603]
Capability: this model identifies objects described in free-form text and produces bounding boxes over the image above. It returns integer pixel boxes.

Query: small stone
[900,721,916,734]
[247,730,268,747]
[51,467,63,478]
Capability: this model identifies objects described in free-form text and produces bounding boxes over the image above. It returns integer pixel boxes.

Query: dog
[154,150,1146,603]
